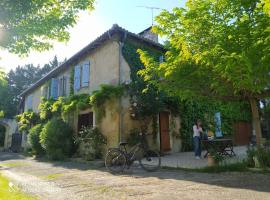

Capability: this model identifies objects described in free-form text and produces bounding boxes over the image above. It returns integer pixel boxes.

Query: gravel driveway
[0,152,270,200]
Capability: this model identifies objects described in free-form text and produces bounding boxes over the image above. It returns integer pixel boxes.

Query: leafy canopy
[0,0,94,55]
[139,0,270,101]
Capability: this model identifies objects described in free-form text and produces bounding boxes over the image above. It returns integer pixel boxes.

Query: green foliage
[255,147,270,168]
[16,111,40,132]
[0,69,14,118]
[39,98,56,120]
[6,56,59,117]
[0,111,4,118]
[179,99,251,151]
[28,124,45,156]
[139,0,270,144]
[122,41,179,121]
[75,126,107,160]
[0,0,95,55]
[246,146,270,168]
[69,67,75,96]
[40,118,74,160]
[141,0,270,100]
[90,84,124,122]
[0,125,5,147]
[197,162,248,173]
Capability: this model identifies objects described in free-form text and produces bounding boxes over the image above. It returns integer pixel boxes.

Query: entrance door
[159,112,171,153]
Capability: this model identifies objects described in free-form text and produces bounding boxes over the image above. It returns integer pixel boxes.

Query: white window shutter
[82,61,90,87]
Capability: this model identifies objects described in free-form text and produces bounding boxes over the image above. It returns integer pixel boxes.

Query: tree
[139,0,270,145]
[0,69,12,117]
[6,56,60,117]
[264,0,270,15]
[0,0,94,55]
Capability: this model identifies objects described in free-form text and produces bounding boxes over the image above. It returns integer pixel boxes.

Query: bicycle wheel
[105,149,126,173]
[139,150,161,172]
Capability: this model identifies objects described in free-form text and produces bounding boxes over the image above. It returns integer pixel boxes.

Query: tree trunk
[249,98,262,145]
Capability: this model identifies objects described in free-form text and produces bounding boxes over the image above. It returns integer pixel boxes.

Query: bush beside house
[28,124,45,156]
[40,118,74,160]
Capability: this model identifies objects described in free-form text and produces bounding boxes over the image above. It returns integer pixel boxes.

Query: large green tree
[0,0,94,55]
[6,56,60,117]
[0,69,11,117]
[139,0,270,145]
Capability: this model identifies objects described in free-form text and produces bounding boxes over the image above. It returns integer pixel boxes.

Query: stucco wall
[24,40,119,112]
[75,40,120,95]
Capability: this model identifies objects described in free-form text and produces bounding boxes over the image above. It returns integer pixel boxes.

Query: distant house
[19,24,182,153]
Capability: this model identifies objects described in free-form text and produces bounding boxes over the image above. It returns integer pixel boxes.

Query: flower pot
[208,154,216,167]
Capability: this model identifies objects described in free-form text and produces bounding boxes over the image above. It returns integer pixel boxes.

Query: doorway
[159,112,171,153]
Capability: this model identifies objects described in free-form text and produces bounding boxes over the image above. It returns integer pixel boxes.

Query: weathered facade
[20,25,182,153]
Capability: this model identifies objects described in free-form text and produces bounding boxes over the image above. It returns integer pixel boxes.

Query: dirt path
[1,152,270,200]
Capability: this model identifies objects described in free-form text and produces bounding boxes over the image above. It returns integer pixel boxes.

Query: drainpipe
[118,32,127,143]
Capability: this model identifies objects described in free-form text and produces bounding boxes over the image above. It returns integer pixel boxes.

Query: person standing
[193,119,203,159]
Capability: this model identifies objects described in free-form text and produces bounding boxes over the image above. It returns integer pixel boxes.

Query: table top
[202,138,232,142]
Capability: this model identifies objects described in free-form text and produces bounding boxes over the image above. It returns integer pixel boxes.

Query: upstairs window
[25,95,33,111]
[74,61,90,92]
[50,78,59,99]
[58,76,67,96]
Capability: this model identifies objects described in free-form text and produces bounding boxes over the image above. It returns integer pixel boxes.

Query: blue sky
[0,0,185,71]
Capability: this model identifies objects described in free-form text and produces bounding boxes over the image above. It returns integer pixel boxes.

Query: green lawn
[0,173,38,200]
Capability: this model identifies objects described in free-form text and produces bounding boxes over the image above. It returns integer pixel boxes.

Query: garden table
[202,138,236,158]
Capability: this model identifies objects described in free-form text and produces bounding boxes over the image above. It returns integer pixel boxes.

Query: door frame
[159,111,171,153]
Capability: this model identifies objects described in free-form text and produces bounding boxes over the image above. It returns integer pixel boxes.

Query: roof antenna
[137,6,162,26]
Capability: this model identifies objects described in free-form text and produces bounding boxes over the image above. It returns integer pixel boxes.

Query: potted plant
[207,148,224,167]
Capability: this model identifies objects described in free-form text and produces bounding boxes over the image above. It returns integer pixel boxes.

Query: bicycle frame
[119,142,146,166]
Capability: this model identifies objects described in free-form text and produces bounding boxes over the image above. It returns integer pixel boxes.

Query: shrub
[246,147,256,167]
[256,147,270,168]
[40,118,74,160]
[75,126,107,160]
[246,146,270,168]
[28,124,45,156]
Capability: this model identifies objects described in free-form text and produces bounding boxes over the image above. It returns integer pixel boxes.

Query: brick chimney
[138,27,158,43]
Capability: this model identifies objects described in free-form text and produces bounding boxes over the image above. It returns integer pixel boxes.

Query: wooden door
[159,112,171,153]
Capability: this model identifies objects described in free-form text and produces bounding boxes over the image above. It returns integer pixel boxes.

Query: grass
[0,173,38,200]
[0,162,29,168]
[40,173,64,180]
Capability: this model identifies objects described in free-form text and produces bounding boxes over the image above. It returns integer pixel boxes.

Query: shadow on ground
[1,152,270,195]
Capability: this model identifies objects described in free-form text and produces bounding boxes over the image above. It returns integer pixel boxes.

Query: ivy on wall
[17,84,124,133]
[179,99,252,151]
[122,40,180,138]
[122,40,252,151]
[69,67,74,96]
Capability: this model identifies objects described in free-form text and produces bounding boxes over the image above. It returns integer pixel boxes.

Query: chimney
[138,27,158,43]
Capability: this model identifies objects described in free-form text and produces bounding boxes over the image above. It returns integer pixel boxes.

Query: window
[77,112,94,132]
[25,95,33,111]
[74,61,90,92]
[159,55,164,63]
[50,78,58,99]
[58,76,67,96]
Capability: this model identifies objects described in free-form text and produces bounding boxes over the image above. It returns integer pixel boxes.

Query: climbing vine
[122,40,251,151]
[17,84,124,132]
[122,41,179,137]
[69,67,74,96]
[179,99,252,151]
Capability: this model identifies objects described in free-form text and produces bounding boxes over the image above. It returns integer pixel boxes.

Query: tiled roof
[19,24,165,97]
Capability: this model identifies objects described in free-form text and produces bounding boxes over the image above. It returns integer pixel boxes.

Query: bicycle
[105,133,161,173]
